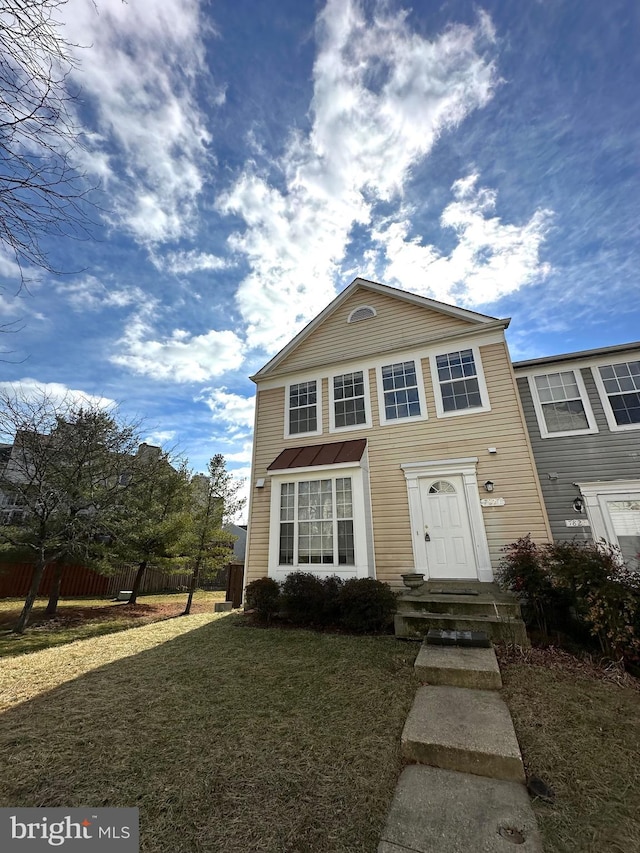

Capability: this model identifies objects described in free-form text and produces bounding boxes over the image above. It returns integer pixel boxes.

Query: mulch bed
[0,601,212,630]
[495,642,640,691]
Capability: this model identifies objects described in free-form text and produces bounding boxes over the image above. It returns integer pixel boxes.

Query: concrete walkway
[378,642,543,852]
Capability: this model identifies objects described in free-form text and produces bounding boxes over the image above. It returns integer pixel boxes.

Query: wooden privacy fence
[0,562,194,599]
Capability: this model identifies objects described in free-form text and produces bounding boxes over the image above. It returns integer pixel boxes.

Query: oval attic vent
[348,305,377,323]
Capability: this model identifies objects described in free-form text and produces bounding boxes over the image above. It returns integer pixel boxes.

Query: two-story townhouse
[244,278,550,589]
[514,342,640,569]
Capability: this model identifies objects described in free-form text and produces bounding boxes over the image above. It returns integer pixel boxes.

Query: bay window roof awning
[267,439,367,471]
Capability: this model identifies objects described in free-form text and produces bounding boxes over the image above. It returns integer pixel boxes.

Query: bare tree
[0,0,95,281]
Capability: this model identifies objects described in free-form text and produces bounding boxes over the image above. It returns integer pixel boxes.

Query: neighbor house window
[434,349,485,413]
[381,361,421,420]
[330,370,371,431]
[530,370,595,436]
[597,360,640,428]
[278,478,354,566]
[288,380,318,435]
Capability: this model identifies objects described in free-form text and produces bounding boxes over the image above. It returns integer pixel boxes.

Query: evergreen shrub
[338,577,397,633]
[245,577,281,623]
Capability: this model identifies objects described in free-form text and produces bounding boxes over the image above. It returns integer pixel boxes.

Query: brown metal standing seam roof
[267,439,367,471]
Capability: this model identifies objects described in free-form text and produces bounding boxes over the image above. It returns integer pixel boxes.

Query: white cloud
[144,429,177,447]
[0,247,29,283]
[111,316,246,383]
[64,0,217,245]
[224,442,254,464]
[56,276,146,312]
[157,250,230,276]
[198,388,256,434]
[0,379,115,411]
[372,174,553,304]
[220,0,499,351]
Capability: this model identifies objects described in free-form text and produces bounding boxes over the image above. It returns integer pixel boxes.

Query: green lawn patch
[0,614,417,853]
[0,591,225,658]
[498,645,640,853]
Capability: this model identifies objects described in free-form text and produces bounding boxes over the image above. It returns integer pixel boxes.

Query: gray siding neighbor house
[513,342,640,570]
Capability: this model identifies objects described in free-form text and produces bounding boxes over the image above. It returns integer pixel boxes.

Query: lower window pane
[298,521,333,562]
[279,522,294,564]
[610,392,640,425]
[542,399,589,432]
[338,520,355,564]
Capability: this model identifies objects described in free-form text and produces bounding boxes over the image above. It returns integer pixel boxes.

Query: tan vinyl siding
[246,338,550,586]
[276,289,474,375]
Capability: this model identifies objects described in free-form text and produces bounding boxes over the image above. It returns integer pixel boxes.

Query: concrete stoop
[402,685,525,782]
[378,765,543,853]
[394,581,529,646]
[395,610,529,645]
[414,644,503,690]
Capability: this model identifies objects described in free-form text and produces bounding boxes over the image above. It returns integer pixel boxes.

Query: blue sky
[1,0,639,511]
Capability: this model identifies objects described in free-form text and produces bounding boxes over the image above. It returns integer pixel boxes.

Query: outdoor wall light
[573,497,584,513]
[256,478,266,489]
[484,480,494,493]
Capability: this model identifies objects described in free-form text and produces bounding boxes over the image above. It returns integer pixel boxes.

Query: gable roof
[251,278,509,381]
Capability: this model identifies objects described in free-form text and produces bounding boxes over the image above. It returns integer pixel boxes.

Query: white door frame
[577,479,640,568]
[401,457,493,582]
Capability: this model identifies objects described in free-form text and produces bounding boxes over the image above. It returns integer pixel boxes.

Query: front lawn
[0,613,417,853]
[3,612,638,853]
[499,646,640,853]
[0,591,225,658]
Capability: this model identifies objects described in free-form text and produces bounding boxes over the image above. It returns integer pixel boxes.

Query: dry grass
[0,591,225,658]
[498,645,640,853]
[0,614,417,853]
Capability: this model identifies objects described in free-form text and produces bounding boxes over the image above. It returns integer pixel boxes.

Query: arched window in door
[428,480,456,495]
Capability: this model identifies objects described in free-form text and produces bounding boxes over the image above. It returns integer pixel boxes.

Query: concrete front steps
[414,643,503,690]
[379,765,542,853]
[401,684,525,782]
[394,580,529,645]
[378,641,543,852]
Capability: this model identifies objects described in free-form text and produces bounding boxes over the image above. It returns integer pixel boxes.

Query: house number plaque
[480,498,505,507]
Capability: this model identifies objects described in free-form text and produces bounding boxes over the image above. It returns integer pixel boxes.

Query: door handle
[424,532,431,542]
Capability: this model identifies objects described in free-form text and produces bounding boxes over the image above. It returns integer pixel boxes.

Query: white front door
[419,477,477,579]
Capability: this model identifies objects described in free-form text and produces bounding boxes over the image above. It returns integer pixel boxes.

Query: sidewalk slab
[414,644,502,690]
[401,686,525,782]
[378,765,542,853]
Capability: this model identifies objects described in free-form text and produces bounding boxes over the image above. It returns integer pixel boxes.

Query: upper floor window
[288,380,319,436]
[597,360,640,430]
[529,370,597,437]
[330,370,371,431]
[432,348,489,416]
[381,361,422,421]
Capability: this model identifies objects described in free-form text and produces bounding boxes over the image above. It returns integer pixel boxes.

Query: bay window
[278,477,355,565]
